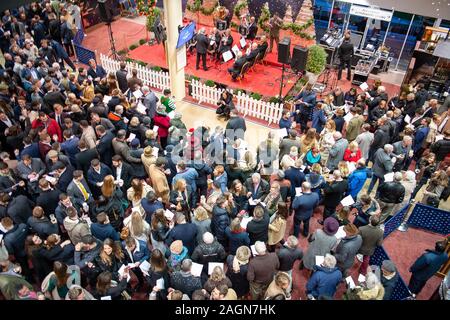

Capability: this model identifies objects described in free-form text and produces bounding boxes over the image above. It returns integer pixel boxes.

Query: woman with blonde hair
[192,206,211,243]
[169,178,194,210]
[344,141,362,163]
[226,245,251,298]
[204,266,232,293]
[264,271,291,300]
[338,161,350,179]
[93,238,124,281]
[239,149,257,179]
[127,178,154,209]
[300,128,319,155]
[124,209,150,242]
[319,119,336,164]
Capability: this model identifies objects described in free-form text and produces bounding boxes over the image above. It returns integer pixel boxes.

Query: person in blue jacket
[292,182,320,237]
[279,110,293,130]
[306,253,342,299]
[409,240,448,295]
[347,159,372,200]
[122,237,150,289]
[311,102,327,134]
[294,83,317,133]
[412,118,430,165]
[90,212,120,242]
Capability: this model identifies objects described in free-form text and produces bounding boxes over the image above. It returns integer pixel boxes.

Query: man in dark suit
[48,13,61,43]
[195,28,209,71]
[228,51,247,81]
[95,125,114,167]
[247,16,258,41]
[116,61,128,93]
[87,158,112,198]
[50,103,70,130]
[53,161,75,193]
[36,178,61,216]
[43,84,66,110]
[217,29,233,61]
[257,35,268,55]
[337,31,354,81]
[87,59,107,83]
[60,16,74,56]
[75,140,98,175]
[246,42,259,63]
[111,155,133,192]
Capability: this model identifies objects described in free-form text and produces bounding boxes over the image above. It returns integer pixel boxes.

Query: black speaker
[277,37,291,64]
[291,45,308,72]
[98,0,113,23]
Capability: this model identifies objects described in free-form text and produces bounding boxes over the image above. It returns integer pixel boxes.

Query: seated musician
[207,28,221,56]
[247,17,258,41]
[257,35,269,55]
[217,29,233,61]
[246,42,259,63]
[228,51,247,81]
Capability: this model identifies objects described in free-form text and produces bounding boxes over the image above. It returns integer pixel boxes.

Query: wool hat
[170,240,183,255]
[143,116,151,125]
[343,223,359,237]
[323,217,339,236]
[130,138,140,148]
[381,260,396,273]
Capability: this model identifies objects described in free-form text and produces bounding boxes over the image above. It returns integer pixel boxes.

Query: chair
[236,62,251,84]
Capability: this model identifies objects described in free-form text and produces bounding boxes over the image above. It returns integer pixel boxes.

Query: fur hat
[170,240,183,255]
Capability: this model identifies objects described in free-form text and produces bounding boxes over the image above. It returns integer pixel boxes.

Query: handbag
[426,196,440,208]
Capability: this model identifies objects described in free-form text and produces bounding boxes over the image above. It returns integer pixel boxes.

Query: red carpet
[128,42,297,97]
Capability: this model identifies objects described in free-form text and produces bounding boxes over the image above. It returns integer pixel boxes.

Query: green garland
[146,7,161,32]
[187,0,218,16]
[282,18,316,40]
[257,4,270,33]
[233,0,248,19]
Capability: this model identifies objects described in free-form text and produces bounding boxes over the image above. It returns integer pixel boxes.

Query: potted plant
[250,92,262,100]
[205,80,216,88]
[305,45,327,84]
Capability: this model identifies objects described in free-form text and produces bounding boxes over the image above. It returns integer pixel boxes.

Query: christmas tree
[295,0,316,39]
[257,2,271,34]
[283,5,293,25]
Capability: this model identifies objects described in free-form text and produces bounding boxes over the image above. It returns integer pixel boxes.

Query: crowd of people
[0,1,449,301]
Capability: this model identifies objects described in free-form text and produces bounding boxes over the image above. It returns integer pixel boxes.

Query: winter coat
[303,229,337,270]
[27,216,59,239]
[306,265,342,298]
[381,272,399,300]
[170,271,202,298]
[122,239,150,264]
[166,223,198,256]
[268,216,287,245]
[246,210,270,244]
[327,138,348,170]
[247,252,280,285]
[226,255,249,297]
[277,246,303,272]
[409,250,448,281]
[210,206,230,242]
[192,218,211,244]
[372,148,393,178]
[292,192,320,221]
[335,234,363,271]
[90,223,120,242]
[191,240,227,265]
[63,218,91,245]
[378,181,405,204]
[347,168,371,199]
[322,180,348,209]
[149,164,170,203]
[358,224,383,256]
[224,227,250,255]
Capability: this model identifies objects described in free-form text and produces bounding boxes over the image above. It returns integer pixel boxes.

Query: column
[163,0,186,101]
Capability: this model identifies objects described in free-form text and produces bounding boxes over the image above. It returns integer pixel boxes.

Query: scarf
[232,255,248,273]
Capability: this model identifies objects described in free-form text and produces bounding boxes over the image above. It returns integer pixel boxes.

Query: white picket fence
[100,54,170,91]
[190,80,284,125]
[100,55,284,126]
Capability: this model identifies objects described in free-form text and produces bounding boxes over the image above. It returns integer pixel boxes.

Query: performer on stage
[247,16,258,41]
[337,31,354,81]
[214,6,230,31]
[207,27,221,57]
[217,29,233,61]
[195,28,209,71]
[246,42,259,63]
[228,51,247,81]
[268,13,282,53]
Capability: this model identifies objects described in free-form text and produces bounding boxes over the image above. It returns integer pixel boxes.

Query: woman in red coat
[152,105,171,149]
[343,141,362,163]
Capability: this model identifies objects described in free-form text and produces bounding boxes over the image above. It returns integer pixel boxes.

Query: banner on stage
[223,50,233,62]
